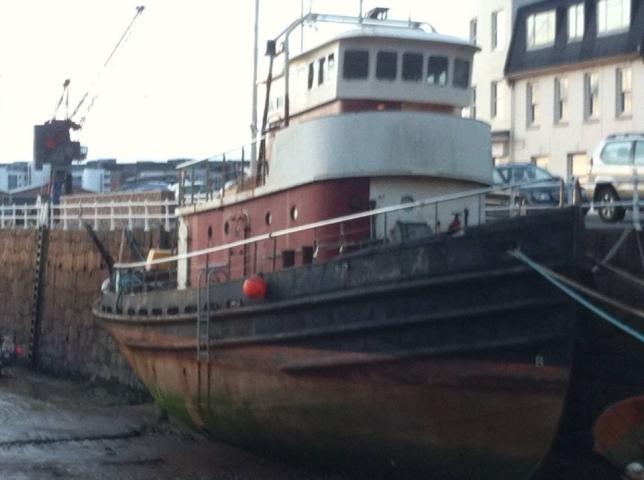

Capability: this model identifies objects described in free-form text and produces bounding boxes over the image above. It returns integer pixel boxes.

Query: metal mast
[250,0,259,180]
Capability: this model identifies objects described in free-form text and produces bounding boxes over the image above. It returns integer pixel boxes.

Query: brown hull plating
[96,209,584,479]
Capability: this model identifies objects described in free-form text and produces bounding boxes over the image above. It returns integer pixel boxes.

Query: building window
[453,59,470,89]
[376,51,397,80]
[532,155,549,170]
[469,17,478,45]
[427,56,448,86]
[402,52,423,81]
[8,175,17,190]
[491,10,504,50]
[318,57,326,85]
[567,153,590,178]
[343,50,369,79]
[597,0,631,34]
[568,3,584,41]
[490,81,498,118]
[584,72,600,120]
[554,76,568,123]
[527,82,539,126]
[527,10,556,48]
[616,67,632,117]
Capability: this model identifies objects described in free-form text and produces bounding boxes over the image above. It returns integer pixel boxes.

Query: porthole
[224,221,230,235]
[265,212,272,226]
[290,206,299,221]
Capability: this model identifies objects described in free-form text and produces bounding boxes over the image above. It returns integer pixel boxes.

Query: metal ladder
[196,267,218,408]
[29,226,48,368]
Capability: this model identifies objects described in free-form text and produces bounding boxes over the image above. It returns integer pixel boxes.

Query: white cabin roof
[290,25,477,64]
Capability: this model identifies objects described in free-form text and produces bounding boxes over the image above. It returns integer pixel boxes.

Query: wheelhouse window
[402,52,423,81]
[453,59,470,89]
[584,72,600,120]
[376,51,397,80]
[597,0,631,34]
[426,56,448,86]
[526,10,556,48]
[554,76,568,123]
[616,67,632,117]
[327,53,336,79]
[318,57,326,85]
[307,62,314,90]
[343,50,369,80]
[568,3,584,41]
[527,82,539,126]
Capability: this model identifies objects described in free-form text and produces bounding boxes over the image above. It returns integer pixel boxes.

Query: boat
[93,8,600,479]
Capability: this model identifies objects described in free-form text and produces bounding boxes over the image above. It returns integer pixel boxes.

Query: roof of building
[505,0,644,78]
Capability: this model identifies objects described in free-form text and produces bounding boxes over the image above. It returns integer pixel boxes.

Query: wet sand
[0,367,351,480]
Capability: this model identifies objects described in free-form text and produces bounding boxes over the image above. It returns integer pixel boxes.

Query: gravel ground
[0,367,352,480]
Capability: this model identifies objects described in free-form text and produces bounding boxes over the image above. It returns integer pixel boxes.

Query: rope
[508,249,644,344]
[587,256,644,293]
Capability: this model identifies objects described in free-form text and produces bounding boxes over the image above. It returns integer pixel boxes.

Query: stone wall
[0,230,37,348]
[0,226,174,390]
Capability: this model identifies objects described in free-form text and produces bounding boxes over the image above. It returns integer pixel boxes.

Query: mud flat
[0,368,350,480]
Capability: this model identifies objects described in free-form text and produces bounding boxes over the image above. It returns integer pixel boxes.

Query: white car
[581,133,644,222]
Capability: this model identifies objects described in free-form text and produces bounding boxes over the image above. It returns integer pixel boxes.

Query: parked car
[493,163,582,209]
[580,133,644,222]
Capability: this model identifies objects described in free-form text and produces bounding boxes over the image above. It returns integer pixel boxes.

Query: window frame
[526,82,539,127]
[376,50,398,81]
[426,56,448,86]
[616,66,632,117]
[402,52,423,82]
[526,10,556,49]
[567,3,585,42]
[490,81,498,118]
[584,72,600,120]
[491,10,504,50]
[469,17,478,45]
[554,76,568,124]
[453,59,470,90]
[342,49,370,80]
[597,0,631,35]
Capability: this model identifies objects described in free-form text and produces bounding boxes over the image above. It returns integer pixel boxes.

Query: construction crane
[33,5,145,203]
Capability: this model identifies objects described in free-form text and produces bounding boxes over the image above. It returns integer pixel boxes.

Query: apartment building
[464,0,540,163]
[505,0,644,179]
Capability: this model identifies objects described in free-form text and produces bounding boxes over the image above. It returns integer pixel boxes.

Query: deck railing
[0,199,178,231]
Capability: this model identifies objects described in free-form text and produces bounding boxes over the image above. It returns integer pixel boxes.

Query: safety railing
[0,199,178,231]
[111,178,590,296]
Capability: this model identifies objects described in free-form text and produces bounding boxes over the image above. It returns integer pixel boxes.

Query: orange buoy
[242,275,267,300]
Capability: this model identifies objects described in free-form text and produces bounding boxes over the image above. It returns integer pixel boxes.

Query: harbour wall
[0,227,173,390]
[0,225,641,389]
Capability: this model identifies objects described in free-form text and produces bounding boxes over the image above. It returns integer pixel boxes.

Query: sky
[0,0,467,163]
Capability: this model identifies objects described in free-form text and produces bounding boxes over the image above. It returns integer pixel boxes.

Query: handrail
[113,178,556,270]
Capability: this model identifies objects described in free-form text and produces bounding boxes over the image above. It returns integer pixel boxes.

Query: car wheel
[596,187,625,222]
